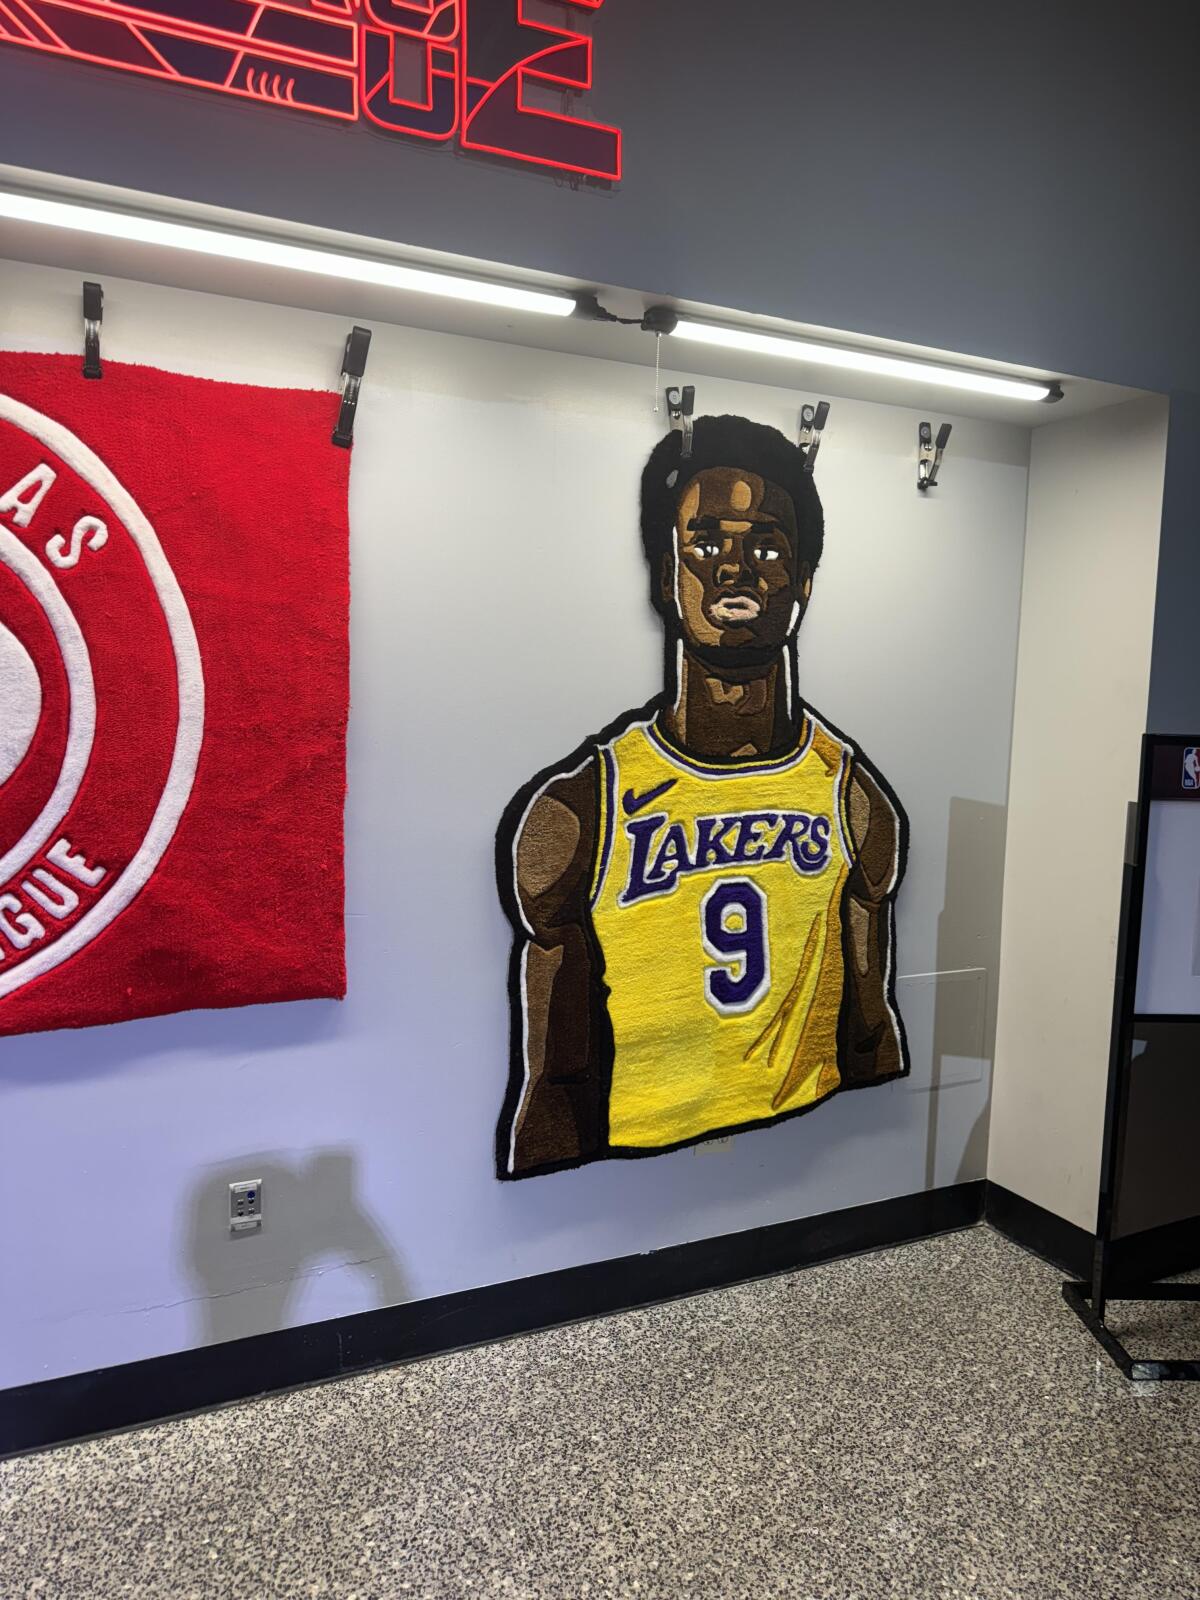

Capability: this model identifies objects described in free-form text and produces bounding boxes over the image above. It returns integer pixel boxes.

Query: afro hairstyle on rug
[639,414,825,621]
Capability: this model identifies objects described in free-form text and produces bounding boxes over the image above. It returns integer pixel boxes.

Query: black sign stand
[1063,733,1200,1379]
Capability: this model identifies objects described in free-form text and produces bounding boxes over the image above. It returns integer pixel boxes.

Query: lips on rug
[496,414,910,1179]
[0,352,349,1037]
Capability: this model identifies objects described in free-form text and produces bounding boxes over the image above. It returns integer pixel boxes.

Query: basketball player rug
[497,415,909,1178]
[0,352,348,1037]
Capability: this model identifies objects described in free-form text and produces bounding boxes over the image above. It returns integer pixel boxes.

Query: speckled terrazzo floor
[3,1226,1200,1600]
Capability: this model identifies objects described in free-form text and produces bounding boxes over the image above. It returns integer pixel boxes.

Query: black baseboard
[984,1182,1093,1278]
[13,1177,1190,1460]
[0,1179,984,1459]
[984,1182,1200,1290]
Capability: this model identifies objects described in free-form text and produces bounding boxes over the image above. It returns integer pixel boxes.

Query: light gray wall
[1,1,1198,395]
[1147,393,1200,733]
[987,397,1169,1231]
[0,259,1028,1386]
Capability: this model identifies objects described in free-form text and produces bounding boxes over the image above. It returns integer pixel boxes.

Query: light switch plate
[229,1179,263,1232]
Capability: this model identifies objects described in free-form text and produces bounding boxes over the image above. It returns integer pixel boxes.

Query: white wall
[987,398,1169,1230]
[0,259,1029,1387]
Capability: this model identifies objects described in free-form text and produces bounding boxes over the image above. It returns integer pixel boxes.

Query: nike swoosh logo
[622,778,677,816]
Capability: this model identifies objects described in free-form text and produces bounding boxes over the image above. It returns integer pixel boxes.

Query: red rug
[0,352,349,1036]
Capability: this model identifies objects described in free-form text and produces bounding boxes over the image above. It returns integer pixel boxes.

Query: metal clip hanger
[664,384,695,460]
[82,281,103,380]
[917,421,952,490]
[332,325,372,449]
[799,401,830,473]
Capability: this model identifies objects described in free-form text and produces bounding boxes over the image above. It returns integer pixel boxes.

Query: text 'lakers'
[621,810,833,905]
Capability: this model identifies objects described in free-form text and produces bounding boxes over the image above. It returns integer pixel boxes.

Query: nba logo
[1184,749,1200,790]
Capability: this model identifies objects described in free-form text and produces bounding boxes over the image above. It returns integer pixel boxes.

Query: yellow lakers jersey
[590,714,856,1150]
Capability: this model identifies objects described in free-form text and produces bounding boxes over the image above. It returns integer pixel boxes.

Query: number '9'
[701,879,770,1015]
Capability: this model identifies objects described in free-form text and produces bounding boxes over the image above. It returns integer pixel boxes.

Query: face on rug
[666,467,810,661]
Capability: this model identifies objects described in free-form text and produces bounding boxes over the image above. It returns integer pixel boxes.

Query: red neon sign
[0,0,622,181]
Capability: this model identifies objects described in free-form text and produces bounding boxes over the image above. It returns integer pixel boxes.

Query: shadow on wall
[926,796,1009,1188]
[186,1148,407,1346]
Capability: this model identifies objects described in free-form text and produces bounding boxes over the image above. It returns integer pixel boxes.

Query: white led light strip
[670,318,1056,402]
[0,188,1061,398]
[0,190,575,318]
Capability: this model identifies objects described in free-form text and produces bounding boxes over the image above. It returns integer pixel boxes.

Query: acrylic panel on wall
[497,415,909,1178]
[0,352,348,1036]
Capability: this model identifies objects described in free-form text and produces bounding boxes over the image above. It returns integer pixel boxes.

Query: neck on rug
[659,647,801,761]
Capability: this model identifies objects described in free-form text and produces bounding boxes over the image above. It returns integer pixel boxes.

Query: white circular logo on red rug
[0,620,41,786]
[0,393,205,999]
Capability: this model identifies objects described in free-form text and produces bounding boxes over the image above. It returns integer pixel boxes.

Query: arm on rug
[506,762,607,1174]
[841,762,907,1084]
